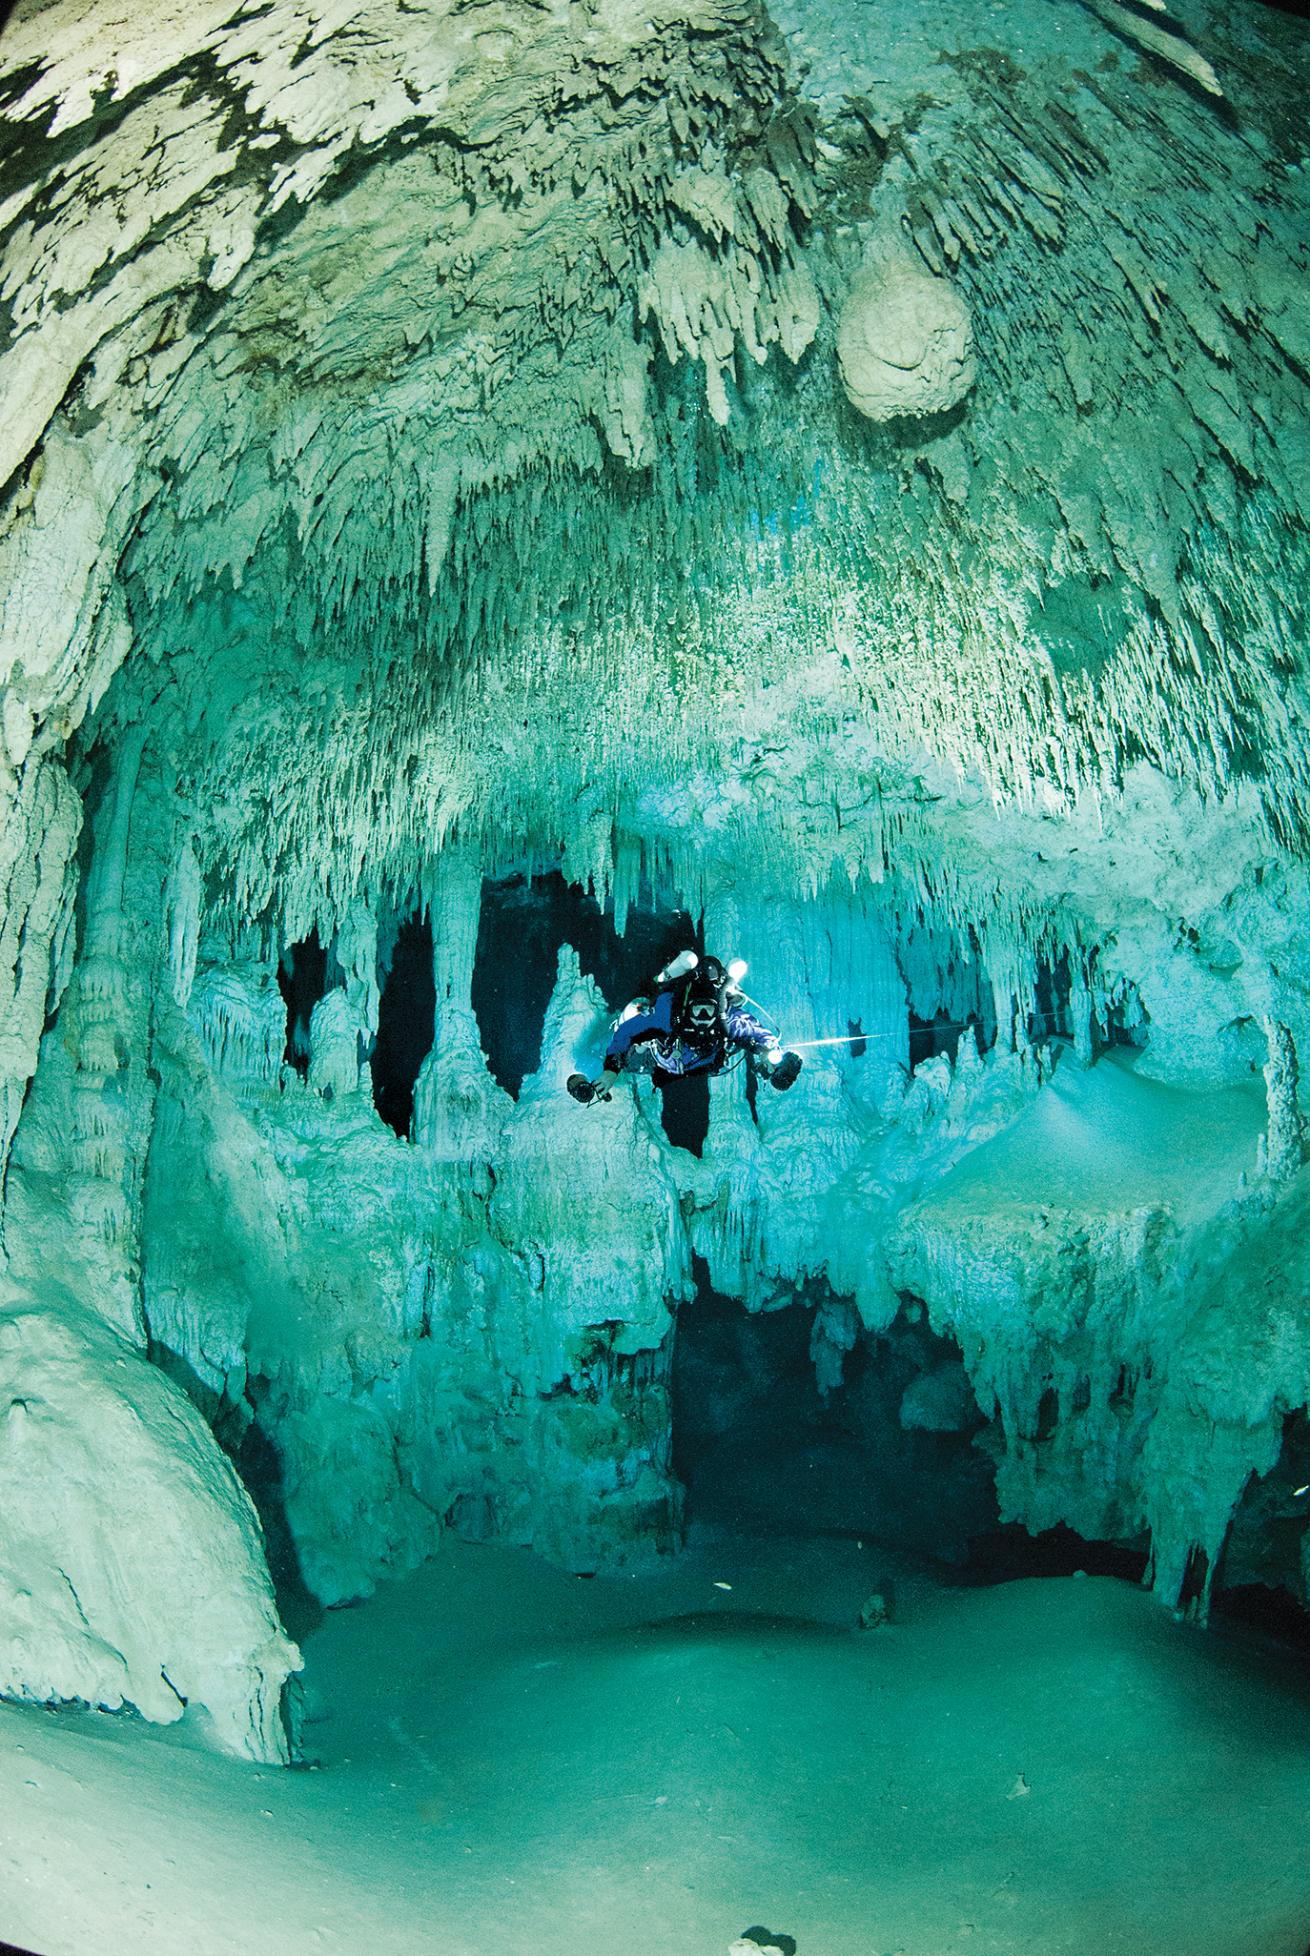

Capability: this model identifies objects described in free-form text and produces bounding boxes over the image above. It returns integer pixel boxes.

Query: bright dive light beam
[788,1032,889,1050]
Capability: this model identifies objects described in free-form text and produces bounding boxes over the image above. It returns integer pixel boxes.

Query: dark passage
[671,1278,1179,1599]
[961,1521,1148,1588]
[672,1275,1001,1564]
[1214,1409,1310,1652]
[277,931,330,1076]
[908,1006,982,1068]
[372,912,436,1138]
[904,927,995,1066]
[471,871,698,1097]
[1031,953,1073,1044]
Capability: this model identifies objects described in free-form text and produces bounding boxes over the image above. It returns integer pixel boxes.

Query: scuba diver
[567,950,804,1104]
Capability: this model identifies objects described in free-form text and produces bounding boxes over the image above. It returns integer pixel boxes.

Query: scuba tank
[653,950,699,986]
[649,950,720,1036]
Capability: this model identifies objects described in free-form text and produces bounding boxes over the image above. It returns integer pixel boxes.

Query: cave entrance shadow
[235,1415,324,1644]
[670,1268,1002,1569]
[147,1343,323,1642]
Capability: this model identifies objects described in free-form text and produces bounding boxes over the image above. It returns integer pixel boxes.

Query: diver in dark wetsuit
[567,951,803,1104]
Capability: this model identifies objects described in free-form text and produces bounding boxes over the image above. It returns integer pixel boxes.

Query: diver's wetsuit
[604,986,777,1079]
[567,952,802,1102]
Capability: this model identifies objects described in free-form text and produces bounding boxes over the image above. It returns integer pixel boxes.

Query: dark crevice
[1034,1385,1060,1442]
[472,870,697,1097]
[372,911,435,1139]
[234,1406,324,1644]
[146,1341,322,1642]
[277,930,329,1077]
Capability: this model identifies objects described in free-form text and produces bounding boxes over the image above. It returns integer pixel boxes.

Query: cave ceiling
[0,0,1308,947]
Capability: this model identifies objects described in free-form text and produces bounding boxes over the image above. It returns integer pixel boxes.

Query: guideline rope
[788,1005,1076,1052]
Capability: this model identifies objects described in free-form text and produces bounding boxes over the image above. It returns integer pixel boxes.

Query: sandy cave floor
[2,1528,1309,1956]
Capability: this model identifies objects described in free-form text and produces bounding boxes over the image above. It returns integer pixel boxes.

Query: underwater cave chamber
[2,0,1310,1949]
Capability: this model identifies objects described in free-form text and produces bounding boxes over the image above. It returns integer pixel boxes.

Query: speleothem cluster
[0,0,1308,1759]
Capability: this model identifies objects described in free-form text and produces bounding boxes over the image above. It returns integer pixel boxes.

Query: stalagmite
[1081,0,1224,96]
[1261,1018,1305,1185]
[0,1285,298,1763]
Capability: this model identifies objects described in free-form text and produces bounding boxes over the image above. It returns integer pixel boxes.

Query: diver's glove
[768,1050,803,1091]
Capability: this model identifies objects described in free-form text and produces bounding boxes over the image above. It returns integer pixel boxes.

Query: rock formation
[0,0,1308,1756]
[836,247,975,420]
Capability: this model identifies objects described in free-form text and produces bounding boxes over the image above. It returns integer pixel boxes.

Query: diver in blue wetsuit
[567,951,803,1104]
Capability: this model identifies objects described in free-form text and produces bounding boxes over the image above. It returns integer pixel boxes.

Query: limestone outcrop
[0,1286,298,1762]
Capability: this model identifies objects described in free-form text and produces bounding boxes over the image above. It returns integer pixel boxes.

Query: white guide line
[787,1007,1075,1052]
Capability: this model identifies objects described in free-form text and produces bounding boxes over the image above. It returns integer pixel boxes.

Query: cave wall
[1,0,1309,1757]
[12,786,1302,1625]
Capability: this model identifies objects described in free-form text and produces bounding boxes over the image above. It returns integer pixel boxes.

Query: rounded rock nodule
[836,257,975,421]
